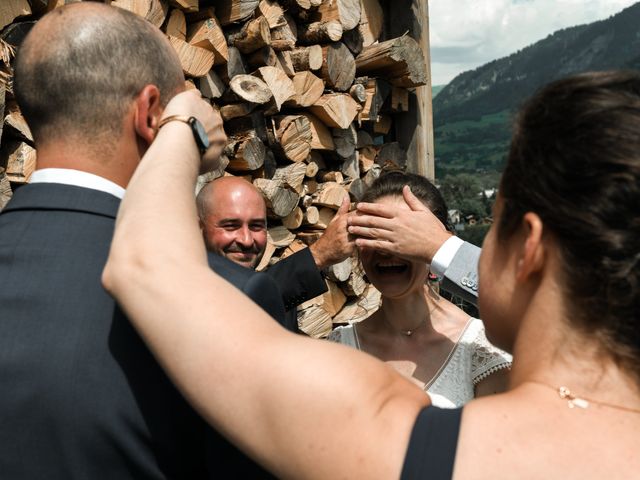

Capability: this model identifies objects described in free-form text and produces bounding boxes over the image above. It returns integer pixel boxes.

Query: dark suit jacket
[265,247,328,332]
[0,183,285,479]
[267,247,327,312]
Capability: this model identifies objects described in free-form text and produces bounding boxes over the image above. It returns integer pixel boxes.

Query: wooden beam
[387,0,435,180]
[355,35,427,88]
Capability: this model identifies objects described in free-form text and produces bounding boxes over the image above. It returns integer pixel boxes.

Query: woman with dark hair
[328,171,510,407]
[104,71,640,479]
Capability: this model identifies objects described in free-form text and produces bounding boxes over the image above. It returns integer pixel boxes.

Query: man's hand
[160,90,227,173]
[347,185,452,264]
[310,196,356,269]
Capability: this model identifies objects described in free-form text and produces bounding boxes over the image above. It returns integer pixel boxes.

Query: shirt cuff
[430,236,464,280]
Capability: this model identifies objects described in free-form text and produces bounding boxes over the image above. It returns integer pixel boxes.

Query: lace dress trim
[327,318,512,408]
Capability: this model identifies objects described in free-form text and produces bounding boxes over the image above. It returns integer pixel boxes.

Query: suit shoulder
[207,253,255,285]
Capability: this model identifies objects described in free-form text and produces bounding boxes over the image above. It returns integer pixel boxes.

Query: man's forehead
[209,201,266,222]
[208,182,265,210]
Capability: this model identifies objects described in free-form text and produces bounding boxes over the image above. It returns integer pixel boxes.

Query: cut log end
[320,42,356,92]
[229,74,273,104]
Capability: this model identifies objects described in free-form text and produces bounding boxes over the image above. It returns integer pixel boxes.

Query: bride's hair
[498,70,640,383]
[361,171,453,232]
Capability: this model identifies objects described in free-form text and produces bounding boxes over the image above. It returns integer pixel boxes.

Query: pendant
[404,330,412,336]
[558,386,590,409]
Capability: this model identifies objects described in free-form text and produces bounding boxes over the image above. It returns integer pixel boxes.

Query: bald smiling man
[197,176,356,324]
[198,177,269,269]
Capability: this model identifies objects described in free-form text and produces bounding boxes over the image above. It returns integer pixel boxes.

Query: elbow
[101,242,151,297]
[101,256,122,296]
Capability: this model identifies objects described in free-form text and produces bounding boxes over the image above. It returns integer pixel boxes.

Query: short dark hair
[13,4,184,146]
[499,70,640,381]
[361,171,451,231]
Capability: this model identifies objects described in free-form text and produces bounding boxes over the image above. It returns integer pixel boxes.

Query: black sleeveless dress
[400,407,463,480]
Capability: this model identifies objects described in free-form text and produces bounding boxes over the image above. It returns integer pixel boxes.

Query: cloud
[429,0,639,85]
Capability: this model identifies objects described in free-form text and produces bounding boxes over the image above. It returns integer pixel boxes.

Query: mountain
[432,85,445,97]
[433,2,640,176]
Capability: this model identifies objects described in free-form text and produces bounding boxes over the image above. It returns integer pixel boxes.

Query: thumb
[337,194,350,215]
[403,185,428,212]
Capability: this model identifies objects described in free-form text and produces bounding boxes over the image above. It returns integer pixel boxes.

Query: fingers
[201,111,227,174]
[354,238,394,254]
[201,144,224,174]
[348,214,394,231]
[337,195,350,215]
[402,185,429,212]
[327,195,351,227]
[354,202,395,219]
[207,112,227,147]
[347,225,391,241]
[162,90,205,117]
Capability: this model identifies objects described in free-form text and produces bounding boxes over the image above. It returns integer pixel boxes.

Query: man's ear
[516,212,545,282]
[133,84,163,147]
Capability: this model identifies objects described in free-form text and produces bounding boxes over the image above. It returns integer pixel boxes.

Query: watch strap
[158,115,194,129]
[158,115,208,154]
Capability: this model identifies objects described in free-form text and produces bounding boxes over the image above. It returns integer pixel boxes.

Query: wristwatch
[157,115,210,154]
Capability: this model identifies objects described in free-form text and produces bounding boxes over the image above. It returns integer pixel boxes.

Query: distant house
[479,188,497,199]
[448,209,462,226]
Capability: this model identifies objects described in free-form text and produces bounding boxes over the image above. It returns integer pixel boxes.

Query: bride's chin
[376,279,420,300]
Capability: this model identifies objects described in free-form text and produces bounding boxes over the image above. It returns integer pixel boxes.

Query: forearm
[103,103,427,479]
[104,121,206,289]
[109,260,426,479]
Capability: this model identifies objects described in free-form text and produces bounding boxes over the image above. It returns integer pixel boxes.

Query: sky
[429,0,639,85]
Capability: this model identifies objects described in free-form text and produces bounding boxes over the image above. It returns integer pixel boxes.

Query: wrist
[157,115,209,154]
[309,243,329,269]
[427,231,454,262]
[431,235,463,279]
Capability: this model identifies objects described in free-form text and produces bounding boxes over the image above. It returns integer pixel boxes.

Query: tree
[440,173,484,216]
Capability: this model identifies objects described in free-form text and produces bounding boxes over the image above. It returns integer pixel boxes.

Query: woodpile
[0,0,431,338]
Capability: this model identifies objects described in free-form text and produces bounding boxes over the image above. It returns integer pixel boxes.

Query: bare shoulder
[453,391,640,479]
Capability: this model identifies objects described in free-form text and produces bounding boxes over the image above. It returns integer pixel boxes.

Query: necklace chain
[381,315,427,336]
[379,301,436,337]
[527,381,640,414]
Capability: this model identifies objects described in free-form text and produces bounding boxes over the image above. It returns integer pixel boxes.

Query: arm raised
[102,91,429,480]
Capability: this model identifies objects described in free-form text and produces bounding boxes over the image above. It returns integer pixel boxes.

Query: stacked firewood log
[0,0,428,338]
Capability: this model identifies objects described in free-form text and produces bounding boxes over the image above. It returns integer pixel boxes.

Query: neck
[34,137,140,189]
[375,286,434,335]
[507,278,640,406]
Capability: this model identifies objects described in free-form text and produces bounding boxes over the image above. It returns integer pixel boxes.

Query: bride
[328,171,510,407]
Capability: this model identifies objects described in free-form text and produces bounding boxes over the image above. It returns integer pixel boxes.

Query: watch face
[192,118,210,152]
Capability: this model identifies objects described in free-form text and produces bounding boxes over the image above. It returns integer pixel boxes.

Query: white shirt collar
[29,168,125,200]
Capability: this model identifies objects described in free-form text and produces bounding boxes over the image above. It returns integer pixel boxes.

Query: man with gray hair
[0,3,283,478]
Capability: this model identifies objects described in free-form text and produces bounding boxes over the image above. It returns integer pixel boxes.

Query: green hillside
[434,110,512,177]
[433,2,640,178]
